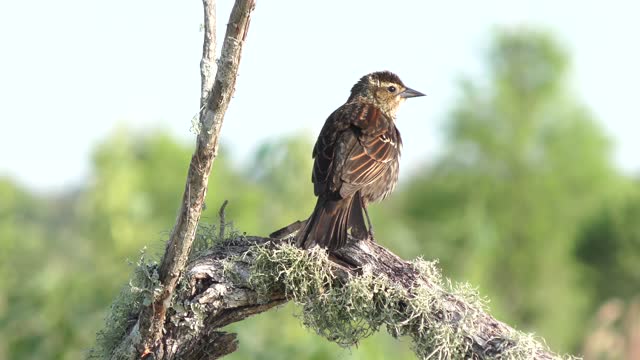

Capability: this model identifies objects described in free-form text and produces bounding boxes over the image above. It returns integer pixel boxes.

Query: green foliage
[246,134,317,234]
[397,28,625,351]
[575,184,640,301]
[89,251,160,360]
[0,178,104,359]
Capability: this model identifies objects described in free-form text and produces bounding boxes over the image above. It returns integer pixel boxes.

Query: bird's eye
[387,86,397,93]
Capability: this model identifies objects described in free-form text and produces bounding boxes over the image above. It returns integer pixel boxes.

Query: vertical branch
[200,0,217,108]
[134,0,256,358]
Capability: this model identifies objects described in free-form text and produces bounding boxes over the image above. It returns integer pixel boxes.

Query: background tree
[397,29,625,350]
[576,181,640,302]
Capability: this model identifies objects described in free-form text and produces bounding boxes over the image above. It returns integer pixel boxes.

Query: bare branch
[218,200,229,239]
[130,0,256,358]
[125,232,568,359]
[200,0,217,108]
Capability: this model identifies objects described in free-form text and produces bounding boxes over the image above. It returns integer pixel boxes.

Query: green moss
[190,218,244,261]
[90,217,239,359]
[92,232,574,359]
[250,243,334,303]
[248,243,572,359]
[89,250,161,359]
[190,222,220,257]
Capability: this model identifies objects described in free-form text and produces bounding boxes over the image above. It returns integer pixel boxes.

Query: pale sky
[1,1,638,192]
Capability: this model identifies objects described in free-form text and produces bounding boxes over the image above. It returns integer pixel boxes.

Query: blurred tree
[581,297,640,360]
[248,134,316,230]
[576,183,640,303]
[399,29,623,351]
[0,178,97,359]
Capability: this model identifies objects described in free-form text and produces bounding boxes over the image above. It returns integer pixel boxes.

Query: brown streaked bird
[296,71,425,251]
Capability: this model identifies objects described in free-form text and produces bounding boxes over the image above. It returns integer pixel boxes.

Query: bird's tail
[296,193,367,251]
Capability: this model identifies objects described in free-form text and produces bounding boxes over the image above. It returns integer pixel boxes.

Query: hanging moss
[91,230,575,360]
[89,250,161,360]
[249,242,574,360]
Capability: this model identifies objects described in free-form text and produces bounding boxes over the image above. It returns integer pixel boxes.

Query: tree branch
[200,0,217,109]
[115,228,569,359]
[133,0,256,358]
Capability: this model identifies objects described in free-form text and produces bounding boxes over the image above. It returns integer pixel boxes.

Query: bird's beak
[399,87,426,98]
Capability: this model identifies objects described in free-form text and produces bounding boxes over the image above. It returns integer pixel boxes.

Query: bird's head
[348,71,425,117]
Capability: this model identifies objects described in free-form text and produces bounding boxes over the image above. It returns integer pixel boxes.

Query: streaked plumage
[296,71,424,251]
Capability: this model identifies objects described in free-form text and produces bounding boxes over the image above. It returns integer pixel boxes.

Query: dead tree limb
[100,229,568,359]
[133,0,256,358]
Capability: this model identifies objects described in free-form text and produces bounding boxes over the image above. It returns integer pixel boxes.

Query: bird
[296,71,425,251]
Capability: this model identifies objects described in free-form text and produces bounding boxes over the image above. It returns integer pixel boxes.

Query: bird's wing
[312,102,401,199]
[312,106,351,196]
[339,109,400,198]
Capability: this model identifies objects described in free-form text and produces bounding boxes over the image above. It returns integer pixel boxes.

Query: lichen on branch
[247,241,572,359]
[92,225,575,359]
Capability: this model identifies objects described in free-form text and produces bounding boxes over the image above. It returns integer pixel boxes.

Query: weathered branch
[199,0,217,109]
[114,228,568,359]
[133,0,256,358]
[152,236,287,359]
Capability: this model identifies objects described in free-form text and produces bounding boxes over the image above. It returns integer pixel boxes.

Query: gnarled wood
[134,229,562,359]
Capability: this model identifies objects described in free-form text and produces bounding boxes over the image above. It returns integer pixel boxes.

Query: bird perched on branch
[296,71,425,251]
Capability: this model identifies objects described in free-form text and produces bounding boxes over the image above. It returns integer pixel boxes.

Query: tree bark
[134,0,256,357]
[133,226,564,359]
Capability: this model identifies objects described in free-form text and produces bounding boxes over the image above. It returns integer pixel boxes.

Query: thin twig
[218,200,229,240]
